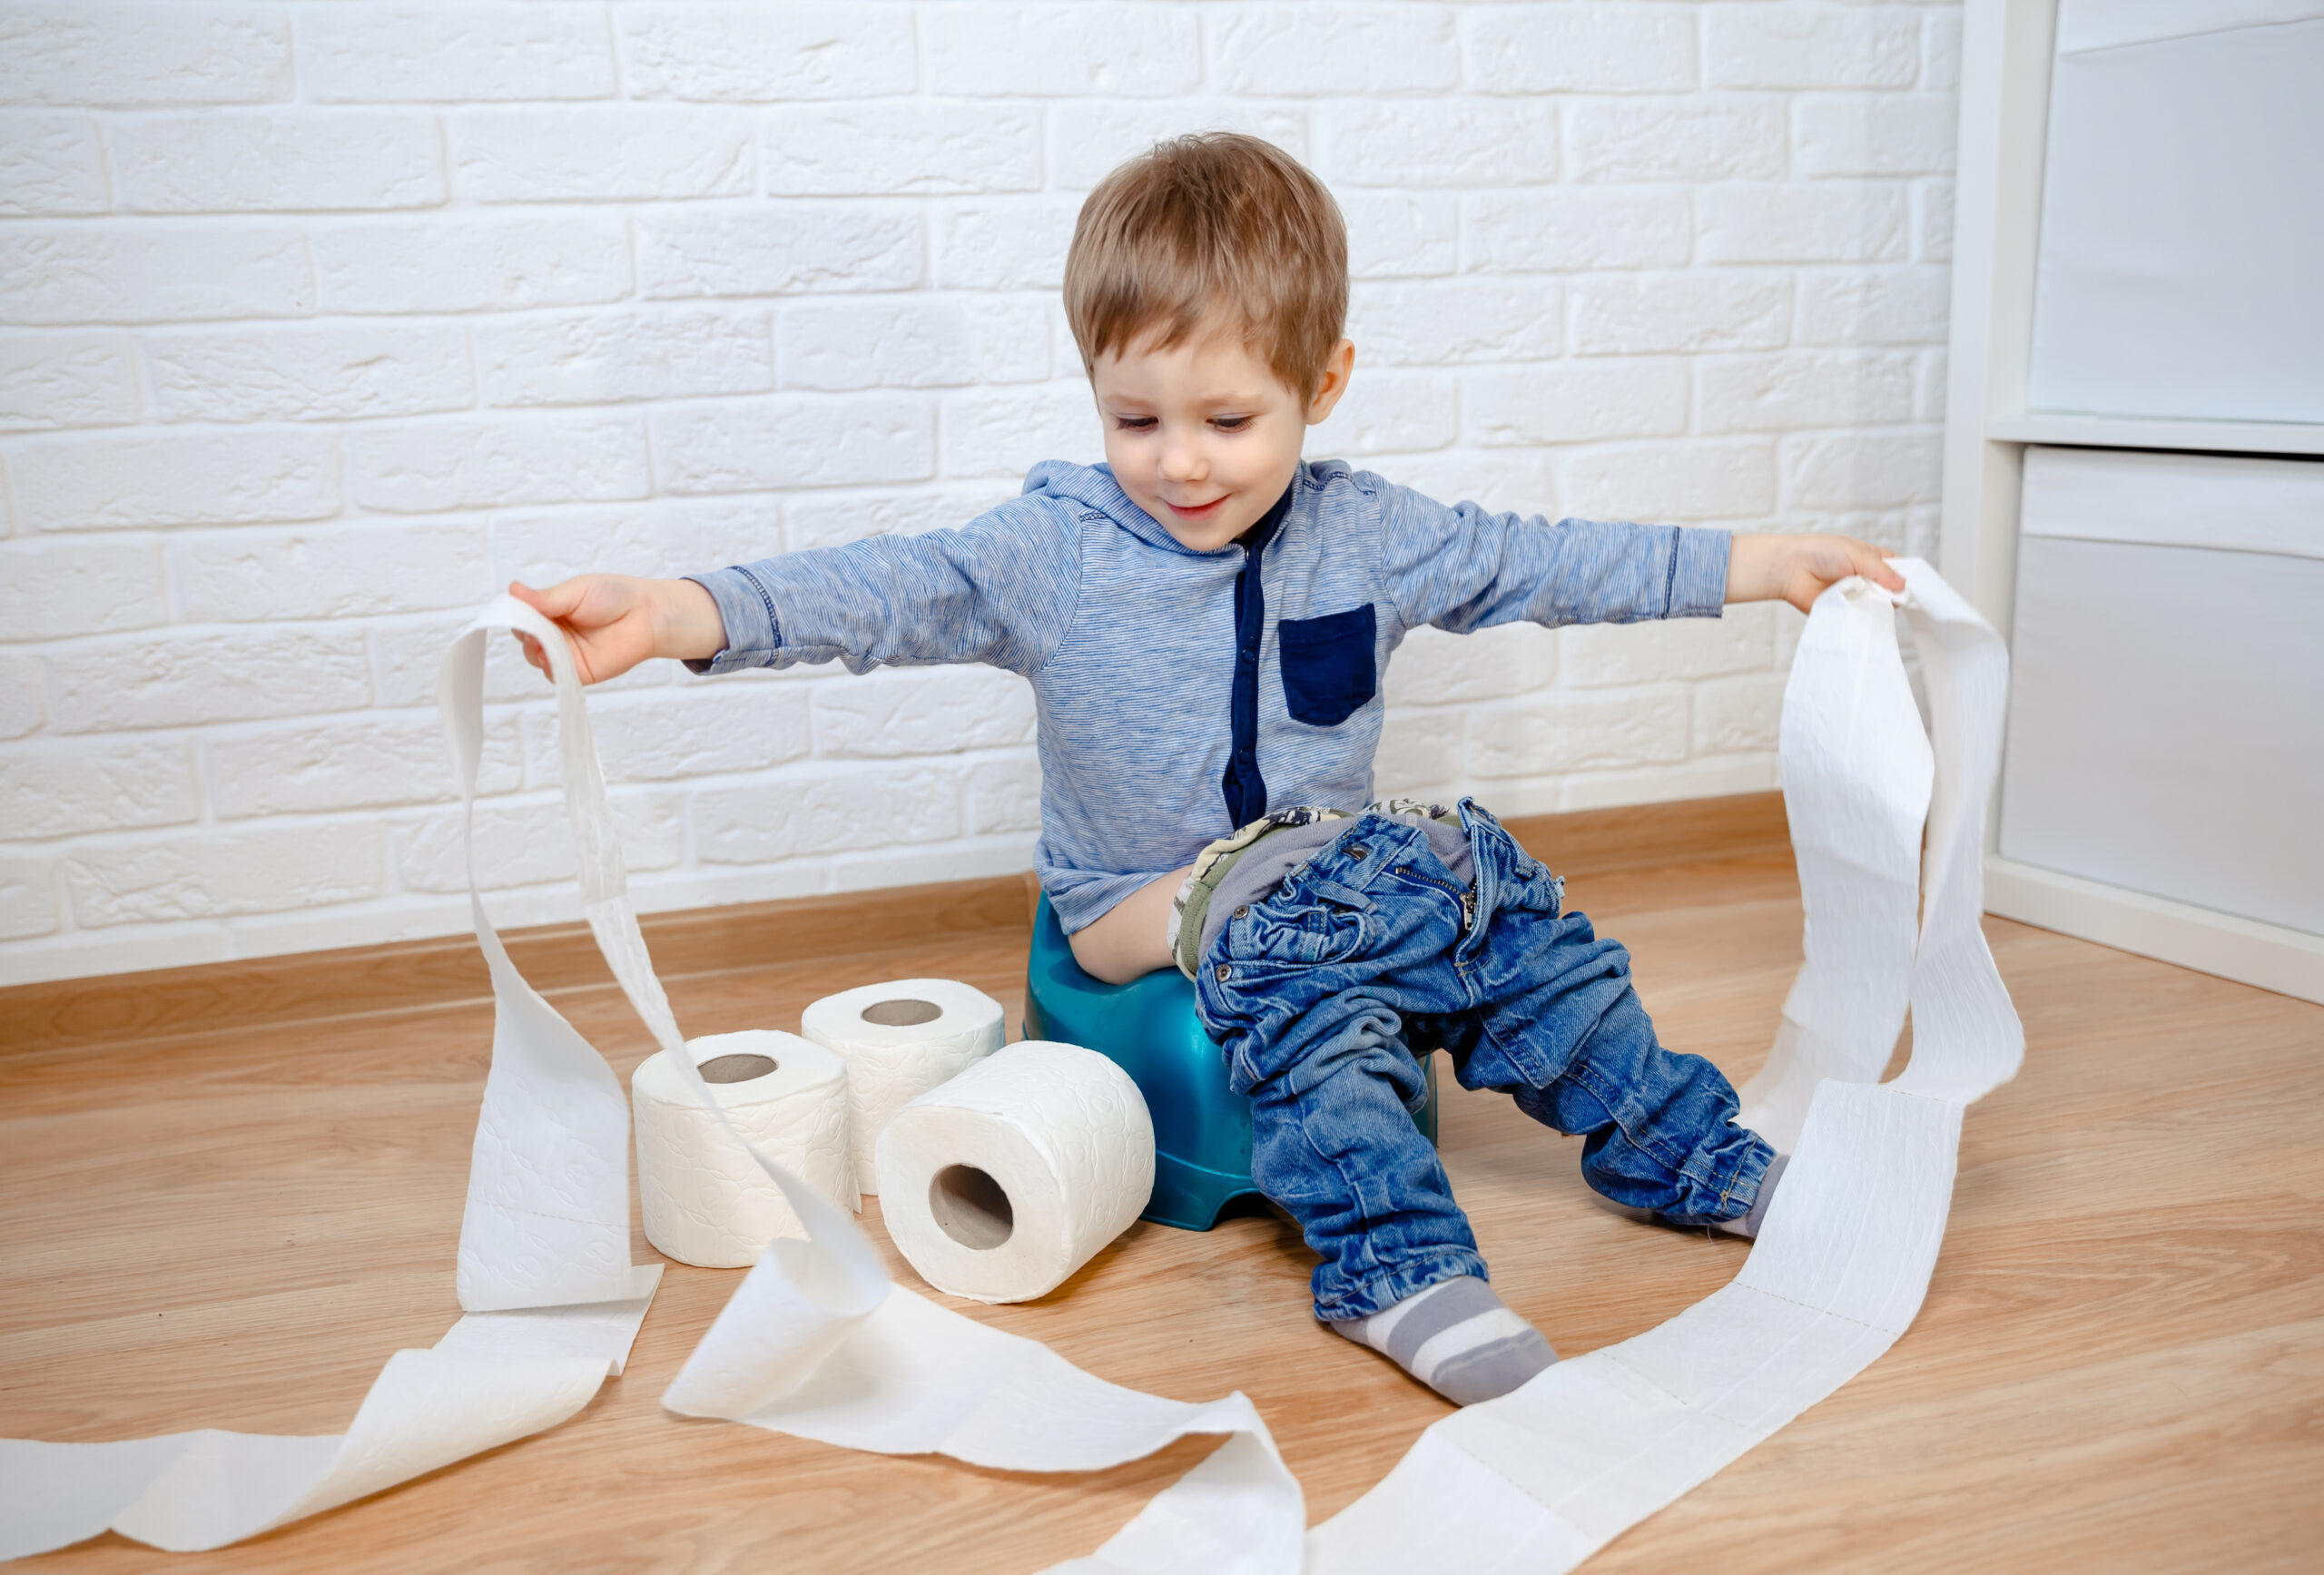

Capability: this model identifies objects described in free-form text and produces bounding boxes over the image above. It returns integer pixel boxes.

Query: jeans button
[1234,904,1248,917]
[1215,963,1231,981]
[1346,844,1369,860]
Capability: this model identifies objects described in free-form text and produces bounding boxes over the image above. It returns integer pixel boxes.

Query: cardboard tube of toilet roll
[633,1030,855,1268]
[873,1041,1156,1304]
[800,979,1006,1195]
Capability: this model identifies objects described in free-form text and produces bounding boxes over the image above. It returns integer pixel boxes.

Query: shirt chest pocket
[1277,604,1377,728]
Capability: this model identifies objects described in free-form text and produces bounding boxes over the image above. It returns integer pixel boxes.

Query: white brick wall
[0,1,1957,986]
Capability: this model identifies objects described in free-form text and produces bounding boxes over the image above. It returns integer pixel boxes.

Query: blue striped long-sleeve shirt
[688,458,1729,932]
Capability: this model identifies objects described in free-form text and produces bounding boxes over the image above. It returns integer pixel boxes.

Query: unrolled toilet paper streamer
[1301,559,2024,1572]
[875,1040,1157,1304]
[434,604,1306,1571]
[433,597,1304,1570]
[0,597,667,1560]
[4,560,2017,1570]
[0,599,1301,1570]
[803,978,1007,1194]
[0,596,1280,1566]
[1732,569,1935,1153]
[634,1030,856,1268]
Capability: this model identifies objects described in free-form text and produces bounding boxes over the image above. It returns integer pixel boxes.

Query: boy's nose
[1159,441,1206,482]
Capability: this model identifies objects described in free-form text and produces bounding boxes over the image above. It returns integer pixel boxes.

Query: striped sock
[1329,1276,1557,1405]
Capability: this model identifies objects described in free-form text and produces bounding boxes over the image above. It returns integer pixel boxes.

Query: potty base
[1023,893,1438,1231]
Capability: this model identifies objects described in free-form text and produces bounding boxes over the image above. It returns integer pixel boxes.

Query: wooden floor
[3,795,2319,1573]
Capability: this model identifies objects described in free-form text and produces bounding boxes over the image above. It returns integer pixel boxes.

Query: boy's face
[1089,326,1354,553]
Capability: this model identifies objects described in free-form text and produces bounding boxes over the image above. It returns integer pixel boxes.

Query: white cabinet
[2027,5,2324,424]
[1940,0,2324,1002]
[2003,449,2324,938]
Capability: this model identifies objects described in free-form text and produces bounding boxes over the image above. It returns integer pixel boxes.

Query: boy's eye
[1212,416,1251,432]
[1114,416,1157,431]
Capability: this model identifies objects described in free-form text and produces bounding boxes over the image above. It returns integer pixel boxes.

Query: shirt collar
[1235,479,1296,560]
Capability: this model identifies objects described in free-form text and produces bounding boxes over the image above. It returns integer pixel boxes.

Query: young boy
[514,134,1900,1405]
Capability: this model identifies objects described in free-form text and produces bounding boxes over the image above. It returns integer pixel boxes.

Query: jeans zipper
[1403,864,1480,937]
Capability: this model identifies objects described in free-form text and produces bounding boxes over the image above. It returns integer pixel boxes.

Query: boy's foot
[1597,1152,1790,1238]
[1327,1275,1557,1405]
[1714,1153,1788,1238]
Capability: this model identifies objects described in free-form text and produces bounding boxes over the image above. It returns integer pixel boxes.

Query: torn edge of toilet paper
[0,599,665,1560]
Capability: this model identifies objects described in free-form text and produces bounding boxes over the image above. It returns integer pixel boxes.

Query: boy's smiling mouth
[1162,495,1228,519]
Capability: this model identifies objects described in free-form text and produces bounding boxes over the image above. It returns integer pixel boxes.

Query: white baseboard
[1984,855,2324,1006]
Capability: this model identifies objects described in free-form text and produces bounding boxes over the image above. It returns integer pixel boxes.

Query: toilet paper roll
[800,978,1006,1195]
[873,1040,1155,1304]
[634,1029,855,1268]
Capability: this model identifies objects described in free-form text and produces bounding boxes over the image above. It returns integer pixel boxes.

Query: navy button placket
[1219,483,1295,830]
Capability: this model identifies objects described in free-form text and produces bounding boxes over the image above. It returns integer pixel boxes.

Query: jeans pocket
[1278,604,1377,727]
[1240,882,1369,968]
[1473,819,1563,920]
[1516,858,1566,918]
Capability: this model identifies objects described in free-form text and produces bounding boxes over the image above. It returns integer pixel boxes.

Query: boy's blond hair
[1064,133,1348,401]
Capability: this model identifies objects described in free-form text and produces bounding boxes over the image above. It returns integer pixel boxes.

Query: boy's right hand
[507,575,728,686]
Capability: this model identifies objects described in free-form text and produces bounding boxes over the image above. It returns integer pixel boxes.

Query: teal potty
[1022,892,1439,1230]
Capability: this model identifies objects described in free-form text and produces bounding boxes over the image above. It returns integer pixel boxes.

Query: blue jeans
[1195,800,1776,1321]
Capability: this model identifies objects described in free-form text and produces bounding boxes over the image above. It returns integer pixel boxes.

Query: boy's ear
[1305,340,1356,425]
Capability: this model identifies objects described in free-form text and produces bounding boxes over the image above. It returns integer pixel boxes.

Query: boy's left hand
[1726,533,1905,614]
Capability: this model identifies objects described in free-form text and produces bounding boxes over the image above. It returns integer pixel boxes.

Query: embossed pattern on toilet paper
[803,979,1006,1195]
[635,1030,854,1268]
